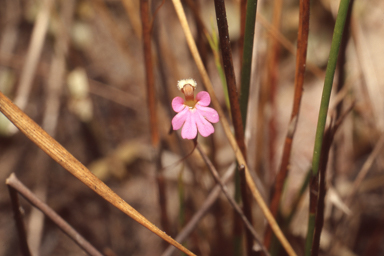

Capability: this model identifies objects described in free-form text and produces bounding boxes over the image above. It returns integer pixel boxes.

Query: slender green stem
[240,0,258,127]
[311,0,350,178]
[305,0,351,254]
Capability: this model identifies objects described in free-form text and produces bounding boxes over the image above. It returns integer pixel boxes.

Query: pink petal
[181,110,198,139]
[194,111,214,137]
[172,107,189,130]
[172,96,186,112]
[195,105,219,123]
[196,91,211,106]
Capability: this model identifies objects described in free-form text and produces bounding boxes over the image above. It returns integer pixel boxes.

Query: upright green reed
[305,0,351,255]
[240,0,258,127]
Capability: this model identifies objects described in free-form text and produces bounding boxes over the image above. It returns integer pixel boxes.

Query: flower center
[185,100,197,108]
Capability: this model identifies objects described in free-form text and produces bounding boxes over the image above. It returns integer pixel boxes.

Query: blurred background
[0,0,383,255]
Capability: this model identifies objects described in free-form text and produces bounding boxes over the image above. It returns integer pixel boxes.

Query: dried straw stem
[0,91,196,256]
[171,0,297,255]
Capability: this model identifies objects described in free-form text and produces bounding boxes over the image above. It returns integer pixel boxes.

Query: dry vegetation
[0,0,384,255]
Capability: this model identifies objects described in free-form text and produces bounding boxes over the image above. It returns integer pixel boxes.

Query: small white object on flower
[177,79,197,91]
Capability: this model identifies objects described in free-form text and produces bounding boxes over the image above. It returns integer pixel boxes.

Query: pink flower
[172,91,219,140]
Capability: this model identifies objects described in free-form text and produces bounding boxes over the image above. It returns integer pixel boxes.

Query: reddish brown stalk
[264,0,310,249]
[141,0,170,242]
[213,0,254,255]
[239,0,247,72]
[141,0,159,147]
[7,173,104,256]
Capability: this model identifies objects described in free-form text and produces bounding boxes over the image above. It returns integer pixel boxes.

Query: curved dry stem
[170,0,297,255]
[197,145,270,256]
[0,91,196,256]
[7,173,104,256]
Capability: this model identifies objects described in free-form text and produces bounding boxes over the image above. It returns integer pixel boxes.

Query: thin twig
[7,182,31,256]
[162,163,236,256]
[0,91,196,256]
[196,144,270,256]
[170,1,296,255]
[6,173,104,256]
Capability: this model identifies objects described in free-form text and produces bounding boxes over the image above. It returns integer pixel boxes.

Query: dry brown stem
[0,91,196,256]
[7,173,104,256]
[264,0,310,248]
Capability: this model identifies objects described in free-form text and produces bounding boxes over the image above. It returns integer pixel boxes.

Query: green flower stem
[305,0,351,255]
[240,0,258,127]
